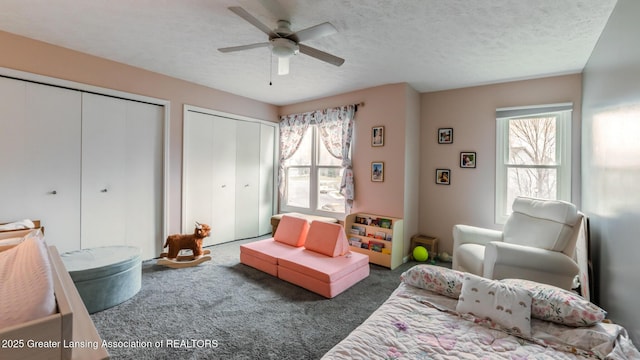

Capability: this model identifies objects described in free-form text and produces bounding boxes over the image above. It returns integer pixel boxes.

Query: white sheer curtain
[278,104,356,211]
[316,105,356,210]
[278,112,313,199]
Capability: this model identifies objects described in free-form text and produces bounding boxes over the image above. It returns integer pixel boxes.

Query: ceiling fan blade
[291,22,337,43]
[228,6,275,37]
[218,42,270,53]
[299,44,345,67]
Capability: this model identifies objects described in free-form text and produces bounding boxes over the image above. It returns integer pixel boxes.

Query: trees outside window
[496,104,572,223]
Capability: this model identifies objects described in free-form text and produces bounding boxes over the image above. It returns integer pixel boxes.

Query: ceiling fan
[218,6,345,75]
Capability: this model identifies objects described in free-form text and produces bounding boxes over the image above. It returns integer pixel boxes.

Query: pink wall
[280,83,411,220]
[0,30,279,234]
[420,74,583,255]
[0,30,584,258]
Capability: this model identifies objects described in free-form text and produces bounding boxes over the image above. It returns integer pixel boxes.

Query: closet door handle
[244,184,250,187]
[50,190,57,195]
[101,188,108,193]
[221,185,226,188]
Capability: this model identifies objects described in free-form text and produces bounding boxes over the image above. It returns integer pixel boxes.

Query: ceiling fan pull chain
[269,51,273,86]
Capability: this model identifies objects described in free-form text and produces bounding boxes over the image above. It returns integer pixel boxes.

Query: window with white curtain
[282,124,345,215]
[495,103,573,224]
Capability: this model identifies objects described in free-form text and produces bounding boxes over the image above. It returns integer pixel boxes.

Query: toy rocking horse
[157,222,212,268]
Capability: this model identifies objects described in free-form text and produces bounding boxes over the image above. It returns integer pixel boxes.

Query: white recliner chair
[452,196,583,290]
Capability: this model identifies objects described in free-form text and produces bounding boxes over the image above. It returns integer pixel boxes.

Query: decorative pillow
[273,215,309,247]
[456,274,532,337]
[304,221,349,257]
[501,278,606,327]
[400,265,464,299]
[0,230,56,328]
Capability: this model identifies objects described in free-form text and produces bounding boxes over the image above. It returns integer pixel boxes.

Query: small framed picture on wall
[372,126,384,147]
[371,162,384,182]
[435,169,450,185]
[460,152,477,168]
[438,128,453,144]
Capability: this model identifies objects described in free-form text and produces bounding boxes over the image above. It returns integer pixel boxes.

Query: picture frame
[371,162,384,182]
[371,126,384,147]
[438,128,453,144]
[435,169,450,185]
[460,151,477,168]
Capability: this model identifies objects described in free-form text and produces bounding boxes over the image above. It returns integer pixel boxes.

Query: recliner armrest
[484,241,579,289]
[453,224,503,247]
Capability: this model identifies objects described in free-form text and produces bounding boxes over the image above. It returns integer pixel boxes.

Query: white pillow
[456,274,532,337]
[0,230,56,328]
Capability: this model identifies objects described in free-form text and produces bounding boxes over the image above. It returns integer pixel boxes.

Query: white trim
[1,66,171,242]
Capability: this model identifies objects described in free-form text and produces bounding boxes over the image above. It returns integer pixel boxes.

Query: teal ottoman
[61,246,142,314]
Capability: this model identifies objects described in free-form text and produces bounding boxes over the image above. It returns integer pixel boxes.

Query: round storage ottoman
[61,246,142,314]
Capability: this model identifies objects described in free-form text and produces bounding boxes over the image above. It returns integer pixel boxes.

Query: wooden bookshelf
[344,213,403,269]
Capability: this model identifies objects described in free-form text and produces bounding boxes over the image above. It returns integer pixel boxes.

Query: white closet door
[0,78,28,221]
[183,112,215,244]
[81,93,163,260]
[0,78,81,253]
[210,116,237,245]
[124,101,163,259]
[235,121,260,239]
[258,124,275,235]
[81,93,128,249]
[24,83,82,253]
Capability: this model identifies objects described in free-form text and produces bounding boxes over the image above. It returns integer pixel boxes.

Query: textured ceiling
[0,0,617,106]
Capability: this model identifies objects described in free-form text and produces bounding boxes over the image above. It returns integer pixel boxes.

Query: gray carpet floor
[91,237,422,360]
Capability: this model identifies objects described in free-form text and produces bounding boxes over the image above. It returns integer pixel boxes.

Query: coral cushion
[273,215,309,247]
[278,249,368,283]
[304,221,349,257]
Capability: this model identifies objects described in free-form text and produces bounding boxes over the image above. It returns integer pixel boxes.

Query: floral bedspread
[322,283,640,360]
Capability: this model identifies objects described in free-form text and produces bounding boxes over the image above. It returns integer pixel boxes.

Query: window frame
[281,125,345,217]
[495,103,572,224]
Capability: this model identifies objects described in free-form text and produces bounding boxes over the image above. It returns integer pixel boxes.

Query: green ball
[413,246,429,262]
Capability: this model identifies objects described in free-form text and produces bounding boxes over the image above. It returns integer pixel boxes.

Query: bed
[0,220,109,360]
[322,265,639,359]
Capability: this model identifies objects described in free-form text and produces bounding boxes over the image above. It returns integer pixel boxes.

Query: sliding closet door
[0,78,28,221]
[81,93,163,260]
[210,116,237,245]
[183,112,215,245]
[124,100,164,258]
[183,108,275,245]
[183,112,238,246]
[0,78,81,253]
[24,83,82,253]
[235,121,261,240]
[81,93,128,248]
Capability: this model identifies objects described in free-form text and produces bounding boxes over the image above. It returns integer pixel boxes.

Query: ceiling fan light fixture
[270,38,299,58]
[278,57,290,75]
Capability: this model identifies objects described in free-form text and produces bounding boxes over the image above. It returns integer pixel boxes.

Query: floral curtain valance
[278,104,356,212]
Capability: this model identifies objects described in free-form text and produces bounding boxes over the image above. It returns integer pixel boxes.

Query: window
[495,103,572,223]
[282,125,345,215]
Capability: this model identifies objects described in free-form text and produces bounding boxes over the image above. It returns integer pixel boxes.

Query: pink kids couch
[240,215,370,298]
